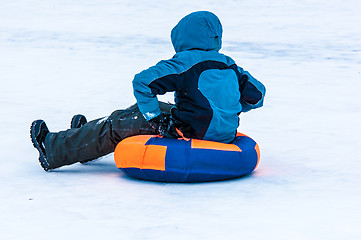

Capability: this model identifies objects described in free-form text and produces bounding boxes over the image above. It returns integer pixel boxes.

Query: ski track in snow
[0,0,361,239]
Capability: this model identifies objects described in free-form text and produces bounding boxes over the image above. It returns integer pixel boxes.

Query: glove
[148,113,180,139]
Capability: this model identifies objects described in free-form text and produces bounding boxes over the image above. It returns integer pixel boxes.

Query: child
[30,11,265,171]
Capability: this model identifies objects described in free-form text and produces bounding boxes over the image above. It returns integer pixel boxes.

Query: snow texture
[1,0,360,239]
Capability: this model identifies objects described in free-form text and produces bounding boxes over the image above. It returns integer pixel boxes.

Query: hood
[171,11,223,53]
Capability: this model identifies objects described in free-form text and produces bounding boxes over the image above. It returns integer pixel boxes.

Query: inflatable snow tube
[114,133,260,183]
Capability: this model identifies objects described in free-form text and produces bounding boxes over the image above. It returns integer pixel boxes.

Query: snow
[1,0,361,239]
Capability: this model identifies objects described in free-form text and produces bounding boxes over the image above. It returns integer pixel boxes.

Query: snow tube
[114,133,260,183]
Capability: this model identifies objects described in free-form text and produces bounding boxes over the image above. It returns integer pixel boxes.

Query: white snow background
[1,0,360,239]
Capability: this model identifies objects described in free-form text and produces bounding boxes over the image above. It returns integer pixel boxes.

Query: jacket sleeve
[237,67,266,112]
[132,58,181,121]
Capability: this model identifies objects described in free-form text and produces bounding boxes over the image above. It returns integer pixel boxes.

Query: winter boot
[30,120,51,171]
[70,114,87,129]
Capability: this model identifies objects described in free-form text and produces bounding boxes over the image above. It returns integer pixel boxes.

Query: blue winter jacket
[133,11,265,143]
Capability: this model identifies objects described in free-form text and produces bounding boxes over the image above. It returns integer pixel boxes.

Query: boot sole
[70,114,87,129]
[30,121,51,171]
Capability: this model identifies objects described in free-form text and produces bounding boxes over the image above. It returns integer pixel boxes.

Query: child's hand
[148,114,180,139]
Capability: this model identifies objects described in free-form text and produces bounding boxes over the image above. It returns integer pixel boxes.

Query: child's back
[133,11,265,143]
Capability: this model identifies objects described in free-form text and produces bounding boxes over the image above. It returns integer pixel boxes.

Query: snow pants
[43,102,173,169]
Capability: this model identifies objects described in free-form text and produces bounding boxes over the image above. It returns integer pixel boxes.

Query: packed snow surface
[1,0,360,239]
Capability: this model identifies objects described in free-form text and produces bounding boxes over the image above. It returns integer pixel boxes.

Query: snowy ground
[1,0,361,239]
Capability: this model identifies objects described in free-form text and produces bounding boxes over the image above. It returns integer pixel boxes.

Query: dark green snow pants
[44,102,173,169]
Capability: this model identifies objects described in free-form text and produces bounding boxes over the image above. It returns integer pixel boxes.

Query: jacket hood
[171,11,223,53]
